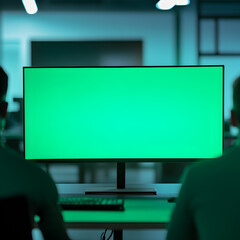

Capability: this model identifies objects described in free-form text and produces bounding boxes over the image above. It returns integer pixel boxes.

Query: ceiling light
[156,0,176,10]
[22,0,38,14]
[175,0,190,6]
[156,0,190,10]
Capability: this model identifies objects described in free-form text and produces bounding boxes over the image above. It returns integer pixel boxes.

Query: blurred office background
[1,0,240,239]
[1,0,240,184]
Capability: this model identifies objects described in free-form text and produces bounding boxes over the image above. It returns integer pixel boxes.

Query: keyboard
[58,196,124,211]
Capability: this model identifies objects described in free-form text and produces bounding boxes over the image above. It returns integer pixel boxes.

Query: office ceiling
[1,0,240,16]
[0,0,158,11]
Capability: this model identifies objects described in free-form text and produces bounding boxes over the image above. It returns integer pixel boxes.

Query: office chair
[0,195,33,240]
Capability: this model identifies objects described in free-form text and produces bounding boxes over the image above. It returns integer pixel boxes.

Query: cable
[106,230,113,240]
[100,232,105,240]
[100,229,113,240]
[100,229,108,240]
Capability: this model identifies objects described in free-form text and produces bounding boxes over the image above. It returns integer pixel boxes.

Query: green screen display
[24,66,223,161]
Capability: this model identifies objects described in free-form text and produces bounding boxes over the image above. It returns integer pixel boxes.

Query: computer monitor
[23,66,223,162]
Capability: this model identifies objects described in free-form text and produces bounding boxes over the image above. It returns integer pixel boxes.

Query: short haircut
[233,76,240,120]
[0,67,8,99]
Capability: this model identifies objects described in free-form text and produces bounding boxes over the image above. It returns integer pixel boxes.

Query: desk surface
[57,184,180,229]
[62,198,175,229]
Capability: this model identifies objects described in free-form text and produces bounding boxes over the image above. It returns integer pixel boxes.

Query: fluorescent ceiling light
[22,0,38,14]
[156,0,190,10]
[156,0,176,10]
[175,0,190,6]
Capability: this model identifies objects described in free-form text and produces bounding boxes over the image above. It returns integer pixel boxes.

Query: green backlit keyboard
[58,196,124,211]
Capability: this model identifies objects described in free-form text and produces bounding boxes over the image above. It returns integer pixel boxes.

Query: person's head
[231,76,240,128]
[0,67,8,129]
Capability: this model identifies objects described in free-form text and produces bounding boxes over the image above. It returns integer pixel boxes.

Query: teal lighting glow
[22,0,38,14]
[156,0,190,10]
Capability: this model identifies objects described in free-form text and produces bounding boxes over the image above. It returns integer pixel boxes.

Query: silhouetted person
[167,76,240,240]
[0,66,70,240]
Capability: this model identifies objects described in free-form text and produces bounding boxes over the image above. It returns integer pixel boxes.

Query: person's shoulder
[26,161,56,187]
[25,162,59,202]
[0,146,58,201]
[0,145,24,162]
[186,159,221,181]
[184,146,240,182]
[0,146,53,185]
[222,144,240,160]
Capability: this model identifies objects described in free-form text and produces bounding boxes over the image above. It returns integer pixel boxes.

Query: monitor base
[85,187,157,195]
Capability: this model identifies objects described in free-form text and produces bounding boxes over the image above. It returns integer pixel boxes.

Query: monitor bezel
[23,65,224,163]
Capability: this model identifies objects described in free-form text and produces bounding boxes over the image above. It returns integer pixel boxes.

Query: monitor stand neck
[117,162,125,189]
[85,162,157,196]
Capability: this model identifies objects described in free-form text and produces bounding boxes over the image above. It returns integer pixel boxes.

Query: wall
[1,10,181,111]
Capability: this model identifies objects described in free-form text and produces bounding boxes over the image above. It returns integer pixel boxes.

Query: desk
[62,198,174,228]
[57,184,181,240]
